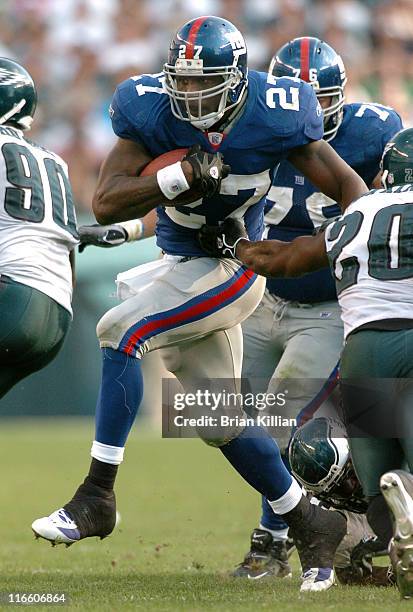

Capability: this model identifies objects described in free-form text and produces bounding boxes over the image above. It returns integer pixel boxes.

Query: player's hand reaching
[182,144,230,198]
[197,218,248,258]
[78,223,128,253]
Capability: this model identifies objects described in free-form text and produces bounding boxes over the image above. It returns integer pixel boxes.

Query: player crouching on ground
[197,127,413,599]
[289,416,394,587]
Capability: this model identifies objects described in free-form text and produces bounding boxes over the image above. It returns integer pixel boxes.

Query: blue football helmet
[289,417,367,514]
[0,58,37,130]
[164,16,248,130]
[269,37,347,142]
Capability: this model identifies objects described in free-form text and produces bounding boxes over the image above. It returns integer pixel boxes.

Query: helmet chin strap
[190,88,248,132]
[189,110,226,131]
[0,98,27,127]
[381,169,389,189]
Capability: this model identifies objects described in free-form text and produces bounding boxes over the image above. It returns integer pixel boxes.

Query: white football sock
[91,441,124,465]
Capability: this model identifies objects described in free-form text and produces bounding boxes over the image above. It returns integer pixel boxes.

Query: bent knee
[196,424,246,448]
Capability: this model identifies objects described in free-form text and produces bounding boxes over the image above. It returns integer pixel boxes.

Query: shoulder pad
[252,71,323,141]
[346,103,403,141]
[110,73,169,139]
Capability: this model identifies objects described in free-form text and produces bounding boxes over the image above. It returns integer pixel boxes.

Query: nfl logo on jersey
[208,132,224,146]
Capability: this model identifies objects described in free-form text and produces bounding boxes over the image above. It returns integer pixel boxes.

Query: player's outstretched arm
[236,232,328,278]
[288,140,368,212]
[78,210,157,252]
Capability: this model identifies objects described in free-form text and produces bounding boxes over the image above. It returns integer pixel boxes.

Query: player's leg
[377,331,413,598]
[267,300,343,434]
[396,330,413,470]
[167,326,346,591]
[380,470,413,598]
[0,275,71,397]
[241,290,284,395]
[251,300,343,574]
[236,293,296,577]
[340,329,411,565]
[235,299,342,578]
[32,258,264,545]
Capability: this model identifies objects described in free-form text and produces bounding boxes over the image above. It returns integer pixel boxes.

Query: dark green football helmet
[381,127,413,189]
[0,58,37,130]
[289,417,367,513]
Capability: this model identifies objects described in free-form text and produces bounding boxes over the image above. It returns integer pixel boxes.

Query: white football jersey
[325,185,413,338]
[0,126,78,314]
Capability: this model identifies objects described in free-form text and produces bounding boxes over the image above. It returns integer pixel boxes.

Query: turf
[0,419,408,610]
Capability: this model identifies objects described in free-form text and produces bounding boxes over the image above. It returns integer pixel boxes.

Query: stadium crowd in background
[0,0,412,213]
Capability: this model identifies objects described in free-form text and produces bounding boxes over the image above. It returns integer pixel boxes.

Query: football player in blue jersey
[232,36,403,580]
[32,18,368,592]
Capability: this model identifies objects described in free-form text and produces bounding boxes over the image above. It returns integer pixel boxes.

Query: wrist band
[156,161,190,200]
[232,236,249,258]
[222,235,249,258]
[118,219,144,242]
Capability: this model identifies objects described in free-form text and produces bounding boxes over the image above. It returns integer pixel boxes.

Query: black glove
[197,218,248,258]
[183,144,230,198]
[349,536,388,580]
[78,223,128,253]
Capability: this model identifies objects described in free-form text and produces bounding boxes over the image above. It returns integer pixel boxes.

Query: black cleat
[232,529,292,579]
[284,495,347,592]
[31,478,116,546]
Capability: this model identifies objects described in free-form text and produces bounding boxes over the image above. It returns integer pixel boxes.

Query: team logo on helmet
[0,67,31,86]
[227,31,247,61]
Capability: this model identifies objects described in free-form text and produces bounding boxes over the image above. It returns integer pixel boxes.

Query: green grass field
[0,418,409,611]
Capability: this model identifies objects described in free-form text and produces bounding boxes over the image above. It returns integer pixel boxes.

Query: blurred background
[3,0,413,214]
[1,0,412,416]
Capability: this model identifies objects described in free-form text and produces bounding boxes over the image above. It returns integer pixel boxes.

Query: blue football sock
[261,496,289,531]
[220,425,292,501]
[260,451,291,531]
[95,348,143,447]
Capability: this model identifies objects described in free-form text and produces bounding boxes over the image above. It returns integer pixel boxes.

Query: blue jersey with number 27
[109,70,323,256]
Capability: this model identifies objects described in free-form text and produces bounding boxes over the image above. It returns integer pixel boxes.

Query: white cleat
[300,568,335,592]
[380,470,413,599]
[32,508,81,546]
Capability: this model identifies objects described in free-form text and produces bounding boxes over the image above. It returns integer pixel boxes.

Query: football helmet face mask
[0,58,37,130]
[289,417,367,513]
[269,37,347,142]
[164,16,248,130]
[381,128,413,189]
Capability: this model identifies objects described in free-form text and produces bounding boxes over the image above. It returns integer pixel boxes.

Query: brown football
[140,148,203,204]
[140,148,189,176]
